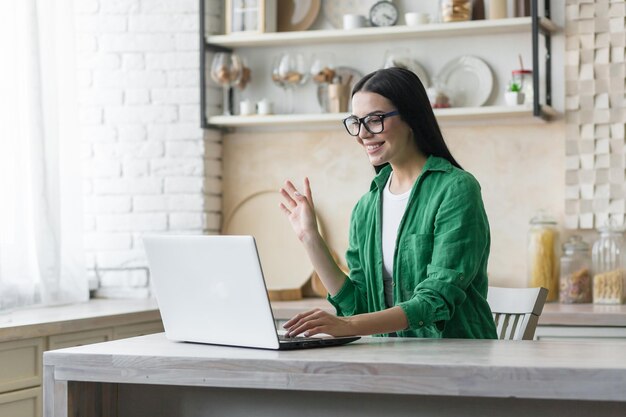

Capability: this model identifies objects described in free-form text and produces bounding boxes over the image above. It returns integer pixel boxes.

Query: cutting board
[223,190,318,301]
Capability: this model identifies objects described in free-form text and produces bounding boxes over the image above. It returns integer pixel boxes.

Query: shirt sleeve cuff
[327,278,356,317]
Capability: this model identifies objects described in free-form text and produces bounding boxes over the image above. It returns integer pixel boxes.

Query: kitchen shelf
[199,1,558,128]
[207,105,557,128]
[205,17,558,48]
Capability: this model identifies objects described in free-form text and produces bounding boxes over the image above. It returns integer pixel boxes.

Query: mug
[239,99,254,116]
[343,14,366,30]
[256,99,273,115]
[405,12,430,26]
[328,83,350,113]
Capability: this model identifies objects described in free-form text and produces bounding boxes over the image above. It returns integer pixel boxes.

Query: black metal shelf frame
[532,0,552,120]
[200,0,555,127]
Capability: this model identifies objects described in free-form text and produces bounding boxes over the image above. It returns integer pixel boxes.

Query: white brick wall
[76,0,223,298]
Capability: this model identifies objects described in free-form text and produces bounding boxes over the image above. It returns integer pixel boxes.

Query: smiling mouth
[365,142,384,153]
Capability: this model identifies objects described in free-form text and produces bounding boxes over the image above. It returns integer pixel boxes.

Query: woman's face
[351,91,417,167]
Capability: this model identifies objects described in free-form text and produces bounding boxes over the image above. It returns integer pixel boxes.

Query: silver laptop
[143,235,359,350]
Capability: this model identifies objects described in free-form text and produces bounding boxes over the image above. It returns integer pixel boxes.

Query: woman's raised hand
[279,177,318,242]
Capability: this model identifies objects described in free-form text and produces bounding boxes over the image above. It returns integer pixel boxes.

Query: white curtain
[0,0,88,311]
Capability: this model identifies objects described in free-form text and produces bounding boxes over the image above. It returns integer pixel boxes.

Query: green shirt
[328,156,497,339]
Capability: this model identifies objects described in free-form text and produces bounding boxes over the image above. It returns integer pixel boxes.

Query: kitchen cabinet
[0,299,163,417]
[199,1,558,129]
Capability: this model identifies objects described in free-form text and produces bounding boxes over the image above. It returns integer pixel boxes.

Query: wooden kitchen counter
[0,298,161,342]
[43,333,626,417]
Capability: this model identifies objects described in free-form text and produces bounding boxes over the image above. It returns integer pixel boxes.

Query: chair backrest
[487,286,548,340]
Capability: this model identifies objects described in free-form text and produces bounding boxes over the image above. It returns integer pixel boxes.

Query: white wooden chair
[487,286,549,340]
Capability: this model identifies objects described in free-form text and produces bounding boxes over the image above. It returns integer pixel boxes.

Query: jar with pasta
[439,0,472,22]
[592,223,626,304]
[527,212,559,301]
[559,235,592,303]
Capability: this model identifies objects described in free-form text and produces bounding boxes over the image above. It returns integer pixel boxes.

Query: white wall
[75,0,221,297]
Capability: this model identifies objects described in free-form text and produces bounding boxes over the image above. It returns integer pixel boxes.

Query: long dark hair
[351,67,462,172]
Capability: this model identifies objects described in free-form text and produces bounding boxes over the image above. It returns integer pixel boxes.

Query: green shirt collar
[370,155,453,191]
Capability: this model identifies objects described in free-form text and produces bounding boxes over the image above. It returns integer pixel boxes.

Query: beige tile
[609,17,625,33]
[596,124,611,138]
[594,17,610,33]
[608,2,625,17]
[565,214,579,229]
[595,32,611,48]
[594,47,610,64]
[579,3,595,19]
[595,212,610,227]
[595,137,611,154]
[581,123,595,139]
[580,184,595,199]
[579,212,593,229]
[565,185,581,199]
[611,123,625,139]
[595,93,610,109]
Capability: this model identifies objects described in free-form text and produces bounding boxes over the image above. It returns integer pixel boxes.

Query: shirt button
[419,321,424,326]
[392,281,396,287]
[460,276,464,280]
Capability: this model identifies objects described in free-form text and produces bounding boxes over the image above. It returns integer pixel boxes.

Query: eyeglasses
[342,110,400,137]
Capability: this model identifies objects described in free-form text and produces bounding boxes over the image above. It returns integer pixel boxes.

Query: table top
[3,297,626,343]
[44,332,626,402]
[272,298,626,327]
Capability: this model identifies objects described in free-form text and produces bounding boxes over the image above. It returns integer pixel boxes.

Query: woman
[279,67,497,339]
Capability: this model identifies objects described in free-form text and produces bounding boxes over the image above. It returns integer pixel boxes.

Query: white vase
[504,91,525,106]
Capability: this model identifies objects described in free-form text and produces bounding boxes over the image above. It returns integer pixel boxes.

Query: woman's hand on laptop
[283,308,357,337]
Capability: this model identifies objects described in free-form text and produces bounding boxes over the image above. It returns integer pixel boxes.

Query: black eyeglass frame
[342,110,400,136]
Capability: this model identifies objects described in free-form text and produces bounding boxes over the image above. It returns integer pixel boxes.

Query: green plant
[508,81,522,92]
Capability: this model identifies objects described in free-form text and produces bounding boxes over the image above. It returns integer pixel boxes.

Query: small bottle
[514,0,531,17]
[559,236,592,303]
[528,211,559,302]
[592,223,626,304]
[512,69,533,105]
[472,0,485,20]
[488,0,507,19]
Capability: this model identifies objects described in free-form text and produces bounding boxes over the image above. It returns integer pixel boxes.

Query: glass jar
[559,236,592,303]
[439,0,472,22]
[512,69,533,105]
[528,212,559,302]
[592,224,626,304]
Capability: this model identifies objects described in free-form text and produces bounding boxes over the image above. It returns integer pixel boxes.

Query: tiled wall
[75,0,222,297]
[564,0,626,229]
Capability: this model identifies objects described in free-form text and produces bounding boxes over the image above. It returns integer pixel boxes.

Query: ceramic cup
[405,12,430,26]
[256,98,273,115]
[240,99,254,116]
[343,14,366,30]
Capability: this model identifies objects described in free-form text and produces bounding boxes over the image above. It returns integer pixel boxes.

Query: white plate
[436,56,493,107]
[383,57,430,89]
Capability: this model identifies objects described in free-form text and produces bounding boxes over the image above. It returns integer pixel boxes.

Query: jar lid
[512,69,532,75]
[530,210,556,225]
[596,217,625,233]
[562,235,589,252]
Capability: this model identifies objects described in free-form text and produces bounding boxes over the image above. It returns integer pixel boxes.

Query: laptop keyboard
[278,334,321,343]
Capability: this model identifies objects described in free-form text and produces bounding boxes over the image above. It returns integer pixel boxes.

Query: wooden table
[43,333,626,417]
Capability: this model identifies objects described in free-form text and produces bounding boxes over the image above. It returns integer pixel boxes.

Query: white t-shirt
[381,172,411,308]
